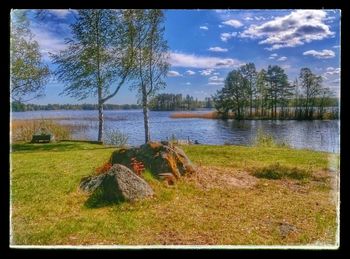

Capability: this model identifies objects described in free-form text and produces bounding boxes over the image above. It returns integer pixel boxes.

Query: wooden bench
[31,134,53,143]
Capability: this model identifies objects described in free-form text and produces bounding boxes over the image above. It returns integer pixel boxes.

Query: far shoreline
[170,111,339,121]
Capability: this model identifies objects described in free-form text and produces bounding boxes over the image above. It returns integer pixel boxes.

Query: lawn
[10,141,339,247]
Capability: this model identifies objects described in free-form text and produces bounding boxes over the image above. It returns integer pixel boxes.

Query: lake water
[11,109,340,153]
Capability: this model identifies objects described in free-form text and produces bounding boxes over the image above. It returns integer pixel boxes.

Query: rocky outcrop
[110,141,196,180]
[80,164,154,202]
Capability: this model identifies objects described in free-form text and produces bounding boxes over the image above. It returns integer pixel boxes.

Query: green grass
[10,141,339,246]
[181,144,338,172]
[252,163,311,180]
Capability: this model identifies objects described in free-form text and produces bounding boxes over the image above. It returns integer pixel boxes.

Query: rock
[80,174,106,193]
[110,141,196,180]
[158,173,176,185]
[279,222,297,238]
[80,164,154,202]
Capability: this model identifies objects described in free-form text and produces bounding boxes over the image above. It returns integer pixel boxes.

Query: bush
[95,162,112,175]
[254,129,290,148]
[254,129,276,147]
[252,163,311,180]
[104,129,129,147]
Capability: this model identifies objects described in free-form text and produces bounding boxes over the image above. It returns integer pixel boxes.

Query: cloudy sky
[21,9,340,104]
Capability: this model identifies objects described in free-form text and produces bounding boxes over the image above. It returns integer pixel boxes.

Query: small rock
[279,222,296,238]
[158,173,176,185]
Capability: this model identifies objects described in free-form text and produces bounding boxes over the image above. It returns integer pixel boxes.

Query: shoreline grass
[10,141,339,246]
[11,119,90,143]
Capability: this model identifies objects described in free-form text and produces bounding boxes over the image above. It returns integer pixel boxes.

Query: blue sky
[20,9,340,104]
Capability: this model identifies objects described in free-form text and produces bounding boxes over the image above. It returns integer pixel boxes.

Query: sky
[17,9,341,104]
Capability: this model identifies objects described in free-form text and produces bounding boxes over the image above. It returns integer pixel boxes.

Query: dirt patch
[279,180,310,194]
[155,230,217,245]
[186,165,258,190]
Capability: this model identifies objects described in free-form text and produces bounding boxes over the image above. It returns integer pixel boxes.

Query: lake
[11,109,340,153]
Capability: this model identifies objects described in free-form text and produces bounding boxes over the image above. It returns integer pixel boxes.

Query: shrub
[95,162,112,175]
[252,163,311,180]
[104,129,129,147]
[254,129,290,148]
[254,129,276,147]
[130,157,145,176]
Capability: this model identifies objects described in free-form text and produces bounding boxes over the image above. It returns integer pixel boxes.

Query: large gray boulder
[80,164,153,202]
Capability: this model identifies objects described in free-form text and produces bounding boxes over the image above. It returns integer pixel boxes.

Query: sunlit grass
[10,141,338,246]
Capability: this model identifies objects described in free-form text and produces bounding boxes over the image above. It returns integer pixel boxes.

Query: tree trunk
[97,99,104,142]
[250,93,253,117]
[142,85,150,143]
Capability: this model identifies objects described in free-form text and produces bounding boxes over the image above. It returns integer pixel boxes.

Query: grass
[11,119,73,142]
[252,163,311,180]
[10,141,339,246]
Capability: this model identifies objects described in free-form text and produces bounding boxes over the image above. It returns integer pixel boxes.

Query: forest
[213,63,338,120]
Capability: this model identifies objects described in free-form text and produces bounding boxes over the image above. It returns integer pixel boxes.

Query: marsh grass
[252,163,312,180]
[170,112,227,119]
[11,119,71,142]
[254,129,290,148]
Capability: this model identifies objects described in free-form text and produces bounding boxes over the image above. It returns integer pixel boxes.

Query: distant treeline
[148,92,339,114]
[11,102,141,112]
[213,64,339,120]
[149,94,214,111]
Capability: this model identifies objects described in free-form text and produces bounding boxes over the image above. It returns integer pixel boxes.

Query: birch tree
[52,9,134,142]
[130,9,169,143]
[10,10,50,102]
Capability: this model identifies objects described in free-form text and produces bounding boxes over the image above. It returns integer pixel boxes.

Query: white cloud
[167,70,182,77]
[200,26,208,30]
[240,10,334,50]
[218,25,224,28]
[48,9,77,18]
[220,32,237,42]
[185,82,191,85]
[254,16,266,21]
[169,52,242,69]
[244,17,254,21]
[209,75,224,81]
[333,45,340,48]
[277,56,287,61]
[324,67,340,75]
[208,75,224,85]
[31,26,67,60]
[200,69,214,76]
[303,49,335,59]
[208,46,228,52]
[222,19,243,28]
[185,70,196,76]
[268,53,278,59]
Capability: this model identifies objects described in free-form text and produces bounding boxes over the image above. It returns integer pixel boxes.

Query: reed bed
[10,119,88,143]
[170,111,234,119]
[14,115,127,122]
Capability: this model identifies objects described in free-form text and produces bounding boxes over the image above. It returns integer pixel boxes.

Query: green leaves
[10,10,50,102]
